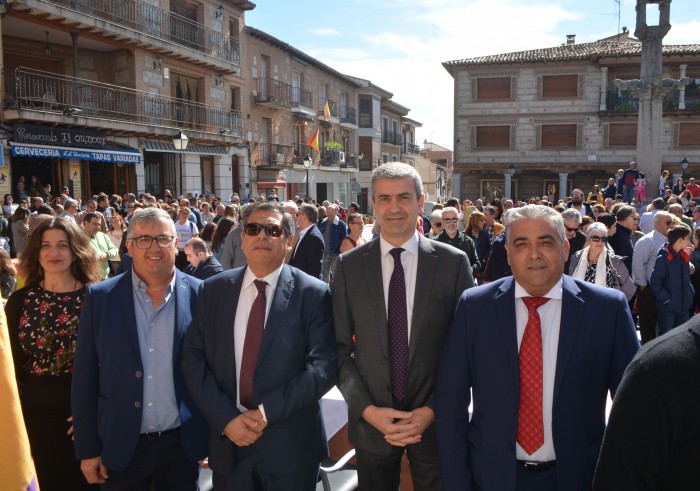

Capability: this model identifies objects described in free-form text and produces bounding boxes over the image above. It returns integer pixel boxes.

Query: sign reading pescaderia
[14,124,108,149]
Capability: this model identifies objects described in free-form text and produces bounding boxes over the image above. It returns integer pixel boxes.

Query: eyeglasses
[589,236,607,243]
[443,218,458,224]
[243,223,284,237]
[665,221,673,226]
[565,225,579,232]
[130,235,175,249]
[433,222,443,227]
[572,193,584,197]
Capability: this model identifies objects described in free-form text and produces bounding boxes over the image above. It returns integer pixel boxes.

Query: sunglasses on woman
[590,236,607,243]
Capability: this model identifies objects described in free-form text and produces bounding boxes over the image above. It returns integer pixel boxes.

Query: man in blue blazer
[182,201,337,491]
[289,203,324,279]
[72,208,207,490]
[435,204,640,491]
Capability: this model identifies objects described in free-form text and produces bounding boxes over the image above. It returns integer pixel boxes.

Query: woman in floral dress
[5,217,101,490]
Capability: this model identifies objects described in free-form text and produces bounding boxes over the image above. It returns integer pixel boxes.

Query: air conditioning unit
[274,153,285,164]
[338,151,345,163]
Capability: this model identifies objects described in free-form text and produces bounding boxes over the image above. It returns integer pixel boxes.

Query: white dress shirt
[514,278,563,462]
[380,231,419,341]
[233,264,283,417]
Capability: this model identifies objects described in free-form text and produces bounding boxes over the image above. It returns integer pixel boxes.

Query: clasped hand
[223,409,267,447]
[362,405,434,447]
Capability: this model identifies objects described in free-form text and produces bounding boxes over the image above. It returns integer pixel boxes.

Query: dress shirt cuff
[258,404,267,423]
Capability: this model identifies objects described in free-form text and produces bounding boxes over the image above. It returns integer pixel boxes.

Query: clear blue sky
[247,0,700,151]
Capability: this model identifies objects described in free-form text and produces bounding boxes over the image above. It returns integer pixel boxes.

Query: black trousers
[637,286,658,344]
[355,425,441,491]
[101,430,199,491]
[211,445,319,491]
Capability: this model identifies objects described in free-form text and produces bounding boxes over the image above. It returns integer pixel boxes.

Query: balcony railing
[254,143,291,166]
[382,130,402,145]
[254,77,291,107]
[405,143,420,154]
[38,0,240,66]
[340,106,356,125]
[3,67,242,136]
[318,97,337,118]
[663,86,700,112]
[292,143,314,163]
[292,86,313,111]
[605,89,639,113]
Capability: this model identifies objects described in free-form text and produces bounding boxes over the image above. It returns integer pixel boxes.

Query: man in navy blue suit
[181,201,337,491]
[289,203,324,279]
[435,204,639,491]
[72,207,207,490]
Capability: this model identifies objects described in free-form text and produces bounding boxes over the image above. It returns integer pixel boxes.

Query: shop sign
[14,124,108,149]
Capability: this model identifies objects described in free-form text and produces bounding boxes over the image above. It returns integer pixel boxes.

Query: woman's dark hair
[667,225,691,247]
[199,222,217,243]
[211,217,235,254]
[597,213,616,229]
[0,248,16,276]
[20,217,102,287]
[12,207,30,223]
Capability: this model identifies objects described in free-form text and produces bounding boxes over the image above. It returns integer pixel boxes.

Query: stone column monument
[614,0,687,203]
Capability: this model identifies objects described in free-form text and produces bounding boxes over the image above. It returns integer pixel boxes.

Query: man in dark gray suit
[333,162,474,490]
[220,224,246,270]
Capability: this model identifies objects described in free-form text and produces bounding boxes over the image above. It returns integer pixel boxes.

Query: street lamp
[173,131,188,197]
[507,163,516,177]
[681,157,689,178]
[303,155,313,199]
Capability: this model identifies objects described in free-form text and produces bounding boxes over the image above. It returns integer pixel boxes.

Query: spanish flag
[0,309,39,491]
[323,100,330,121]
[306,128,320,153]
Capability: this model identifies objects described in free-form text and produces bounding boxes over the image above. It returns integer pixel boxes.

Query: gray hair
[370,162,423,201]
[127,207,176,238]
[505,205,566,244]
[585,222,608,238]
[282,201,298,215]
[441,206,459,218]
[429,210,442,223]
[501,208,514,226]
[561,209,582,224]
[298,203,318,223]
[240,201,295,238]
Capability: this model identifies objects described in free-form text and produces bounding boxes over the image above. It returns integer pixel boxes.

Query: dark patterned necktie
[517,296,550,455]
[239,280,267,409]
[388,248,408,401]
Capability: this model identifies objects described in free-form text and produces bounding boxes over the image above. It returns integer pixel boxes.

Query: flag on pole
[0,308,40,491]
[306,128,320,153]
[323,100,330,121]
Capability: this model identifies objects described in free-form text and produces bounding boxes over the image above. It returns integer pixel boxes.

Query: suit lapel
[364,240,389,356]
[408,236,437,365]
[225,269,244,377]
[171,271,190,363]
[553,276,584,405]
[495,277,520,387]
[119,271,140,355]
[256,265,293,367]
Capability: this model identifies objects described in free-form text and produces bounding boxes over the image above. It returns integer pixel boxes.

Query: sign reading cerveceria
[14,124,108,149]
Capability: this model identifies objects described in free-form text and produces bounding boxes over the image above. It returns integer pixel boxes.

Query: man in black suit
[182,201,337,491]
[594,316,700,490]
[334,162,474,490]
[289,203,324,279]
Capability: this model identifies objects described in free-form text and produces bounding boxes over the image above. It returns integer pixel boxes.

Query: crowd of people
[2,161,699,491]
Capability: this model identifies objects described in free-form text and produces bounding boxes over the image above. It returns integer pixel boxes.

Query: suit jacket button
[135,371,142,378]
[134,401,141,408]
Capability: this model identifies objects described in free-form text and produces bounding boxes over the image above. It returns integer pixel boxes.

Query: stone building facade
[444,34,700,203]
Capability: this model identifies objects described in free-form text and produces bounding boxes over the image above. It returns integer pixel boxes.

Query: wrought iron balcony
[254,77,291,107]
[291,86,313,112]
[340,106,356,125]
[35,0,240,67]
[292,143,315,163]
[381,130,402,146]
[605,89,639,113]
[254,142,292,166]
[405,143,420,154]
[318,97,338,118]
[3,67,242,136]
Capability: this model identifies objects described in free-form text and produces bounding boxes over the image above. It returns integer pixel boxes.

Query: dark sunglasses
[244,223,284,237]
[443,218,458,224]
[589,236,607,243]
[433,222,443,227]
[565,225,579,232]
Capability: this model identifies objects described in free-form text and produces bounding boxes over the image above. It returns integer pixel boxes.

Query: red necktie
[239,280,267,410]
[517,296,550,455]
